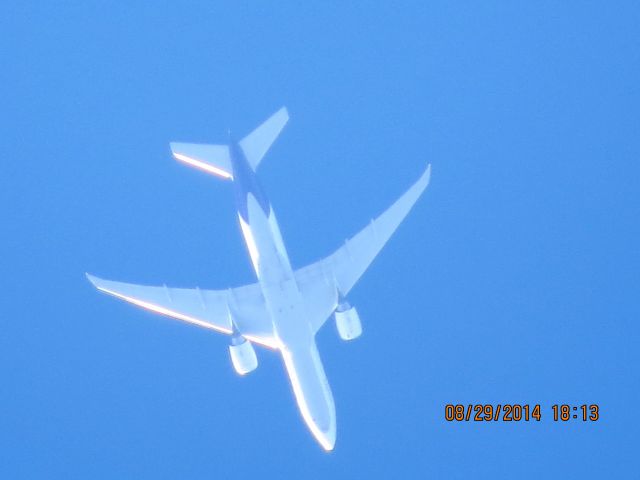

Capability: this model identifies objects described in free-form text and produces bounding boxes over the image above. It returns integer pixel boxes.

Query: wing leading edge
[86,274,278,349]
[295,164,431,333]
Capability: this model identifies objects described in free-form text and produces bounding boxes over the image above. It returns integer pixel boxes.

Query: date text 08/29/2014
[444,404,600,422]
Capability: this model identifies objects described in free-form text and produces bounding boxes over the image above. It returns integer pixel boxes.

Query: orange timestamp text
[444,404,600,422]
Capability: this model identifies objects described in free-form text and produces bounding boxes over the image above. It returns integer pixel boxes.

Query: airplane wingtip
[168,142,180,158]
[85,273,101,288]
[420,163,432,188]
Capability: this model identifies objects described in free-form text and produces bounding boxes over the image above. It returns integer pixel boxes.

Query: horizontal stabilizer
[170,142,233,179]
[240,107,289,171]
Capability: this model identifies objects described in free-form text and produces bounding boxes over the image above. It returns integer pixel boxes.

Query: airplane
[87,107,431,451]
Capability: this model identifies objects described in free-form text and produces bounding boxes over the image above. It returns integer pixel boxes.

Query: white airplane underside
[87,107,431,450]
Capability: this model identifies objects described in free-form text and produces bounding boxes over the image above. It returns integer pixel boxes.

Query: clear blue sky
[1,2,638,478]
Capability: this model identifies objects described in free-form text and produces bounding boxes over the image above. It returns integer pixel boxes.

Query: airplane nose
[281,343,337,451]
[316,407,337,451]
[310,417,336,451]
[322,423,336,451]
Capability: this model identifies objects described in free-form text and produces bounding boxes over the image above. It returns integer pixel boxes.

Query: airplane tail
[170,107,289,180]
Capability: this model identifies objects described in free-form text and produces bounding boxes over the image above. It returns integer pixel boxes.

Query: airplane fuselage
[229,142,337,450]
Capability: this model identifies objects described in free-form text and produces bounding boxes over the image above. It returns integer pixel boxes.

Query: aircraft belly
[242,194,292,283]
[242,187,335,450]
[281,342,336,451]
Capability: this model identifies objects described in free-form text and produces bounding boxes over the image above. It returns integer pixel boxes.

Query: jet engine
[334,302,362,341]
[229,336,258,375]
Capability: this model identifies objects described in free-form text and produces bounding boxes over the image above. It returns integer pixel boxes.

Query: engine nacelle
[334,304,362,341]
[229,337,258,375]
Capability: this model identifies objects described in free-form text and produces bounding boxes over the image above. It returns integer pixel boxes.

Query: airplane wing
[295,164,431,333]
[86,274,278,349]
